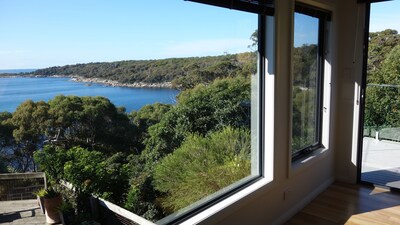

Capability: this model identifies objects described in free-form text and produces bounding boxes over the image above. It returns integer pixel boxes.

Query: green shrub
[153,127,251,211]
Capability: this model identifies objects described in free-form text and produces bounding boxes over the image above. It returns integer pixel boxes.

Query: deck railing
[0,172,46,201]
[60,180,155,225]
[364,126,400,142]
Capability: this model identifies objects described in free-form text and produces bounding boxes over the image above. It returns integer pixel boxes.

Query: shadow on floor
[0,208,36,223]
[361,168,400,189]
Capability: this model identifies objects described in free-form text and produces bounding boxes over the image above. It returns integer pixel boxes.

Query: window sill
[180,176,274,225]
[290,147,330,176]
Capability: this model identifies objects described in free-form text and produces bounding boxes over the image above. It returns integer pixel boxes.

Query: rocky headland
[70,76,173,88]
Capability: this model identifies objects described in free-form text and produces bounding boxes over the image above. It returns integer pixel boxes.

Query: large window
[291,4,328,158]
[0,0,274,224]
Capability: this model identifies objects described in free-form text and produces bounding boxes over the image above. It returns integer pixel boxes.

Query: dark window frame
[186,0,274,15]
[292,3,330,160]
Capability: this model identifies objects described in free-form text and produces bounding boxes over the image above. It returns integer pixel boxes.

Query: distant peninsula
[0,53,256,90]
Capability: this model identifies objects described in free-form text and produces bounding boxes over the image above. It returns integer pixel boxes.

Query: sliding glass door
[360,0,400,189]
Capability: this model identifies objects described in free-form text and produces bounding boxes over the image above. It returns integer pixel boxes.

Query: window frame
[180,14,275,225]
[156,11,274,225]
[291,3,331,160]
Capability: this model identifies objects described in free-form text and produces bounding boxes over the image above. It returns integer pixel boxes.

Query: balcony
[0,173,46,224]
[361,136,400,189]
[0,172,154,225]
[0,199,46,224]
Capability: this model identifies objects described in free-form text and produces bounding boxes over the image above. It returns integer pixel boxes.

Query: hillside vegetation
[365,29,400,131]
[32,53,256,90]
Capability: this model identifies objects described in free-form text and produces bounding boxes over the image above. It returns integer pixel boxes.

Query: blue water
[0,69,37,74]
[0,77,179,113]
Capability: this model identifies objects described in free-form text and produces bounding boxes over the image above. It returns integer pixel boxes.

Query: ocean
[0,69,37,74]
[0,77,179,113]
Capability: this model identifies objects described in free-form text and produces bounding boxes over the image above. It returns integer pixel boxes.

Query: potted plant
[58,201,75,225]
[43,188,63,224]
[34,188,47,214]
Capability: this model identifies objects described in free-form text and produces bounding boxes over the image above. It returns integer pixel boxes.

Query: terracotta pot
[44,194,63,224]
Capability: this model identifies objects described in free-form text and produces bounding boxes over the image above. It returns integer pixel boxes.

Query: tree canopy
[142,76,251,163]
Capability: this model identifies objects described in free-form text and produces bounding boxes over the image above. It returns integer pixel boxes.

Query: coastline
[70,76,173,89]
[0,74,174,89]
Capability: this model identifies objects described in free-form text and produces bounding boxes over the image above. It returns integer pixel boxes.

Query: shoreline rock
[0,74,174,89]
[70,76,173,89]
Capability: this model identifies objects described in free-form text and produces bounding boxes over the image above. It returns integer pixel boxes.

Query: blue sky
[0,0,257,69]
[370,0,400,32]
[0,0,398,70]
[294,13,319,47]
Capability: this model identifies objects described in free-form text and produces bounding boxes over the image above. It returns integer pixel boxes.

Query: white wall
[195,0,366,224]
[333,0,365,183]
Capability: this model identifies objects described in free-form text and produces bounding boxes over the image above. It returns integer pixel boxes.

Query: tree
[292,87,317,151]
[365,45,400,129]
[0,112,14,173]
[153,127,251,211]
[63,147,130,206]
[129,103,172,152]
[293,44,318,87]
[143,76,251,162]
[368,29,400,74]
[249,30,258,50]
[31,54,256,89]
[10,100,50,171]
[48,95,136,154]
[33,145,67,184]
[123,153,162,221]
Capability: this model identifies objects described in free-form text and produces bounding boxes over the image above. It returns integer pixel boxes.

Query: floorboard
[284,182,400,225]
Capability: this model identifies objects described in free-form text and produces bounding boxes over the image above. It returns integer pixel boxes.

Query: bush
[153,127,251,211]
[143,76,251,162]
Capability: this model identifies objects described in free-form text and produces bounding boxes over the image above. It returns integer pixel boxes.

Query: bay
[0,69,37,74]
[0,77,180,113]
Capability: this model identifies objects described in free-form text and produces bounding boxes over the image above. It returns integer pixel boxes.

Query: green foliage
[34,145,67,184]
[35,145,130,204]
[32,53,256,90]
[124,76,252,218]
[368,29,400,74]
[293,44,318,87]
[249,30,258,50]
[292,87,317,151]
[143,76,251,162]
[123,184,160,221]
[57,201,74,213]
[9,100,50,172]
[0,159,7,173]
[11,100,50,142]
[63,147,105,194]
[42,187,60,199]
[365,45,400,129]
[0,112,13,172]
[291,44,318,152]
[33,188,47,197]
[153,127,251,211]
[62,147,129,204]
[48,95,137,154]
[129,103,172,152]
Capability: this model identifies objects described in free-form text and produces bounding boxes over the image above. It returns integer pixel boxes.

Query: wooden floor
[285,182,400,225]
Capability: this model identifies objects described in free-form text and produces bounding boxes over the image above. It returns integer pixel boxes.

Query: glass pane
[0,0,260,223]
[361,0,400,189]
[292,12,320,155]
